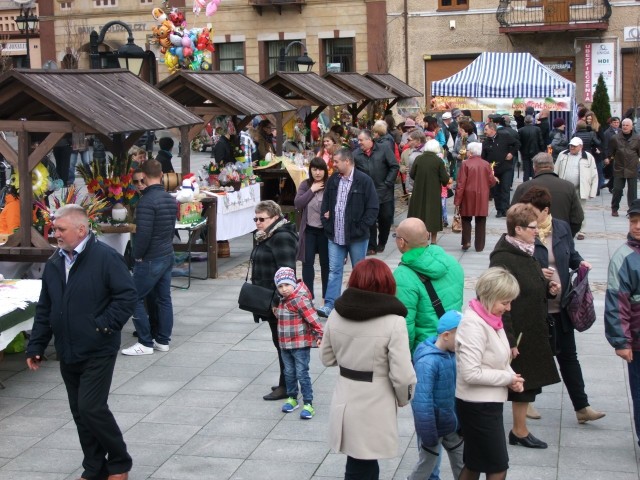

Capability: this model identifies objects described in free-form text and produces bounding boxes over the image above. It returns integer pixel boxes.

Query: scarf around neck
[254,216,289,243]
[505,234,534,256]
[537,214,552,244]
[469,298,503,330]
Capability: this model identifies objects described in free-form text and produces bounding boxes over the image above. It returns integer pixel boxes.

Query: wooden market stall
[0,68,202,263]
[324,72,398,124]
[155,71,297,174]
[364,72,424,110]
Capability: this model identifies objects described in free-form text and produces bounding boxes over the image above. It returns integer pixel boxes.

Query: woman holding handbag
[249,200,298,401]
[454,142,497,252]
[517,186,605,424]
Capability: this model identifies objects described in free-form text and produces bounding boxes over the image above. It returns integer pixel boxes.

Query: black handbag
[237,253,276,318]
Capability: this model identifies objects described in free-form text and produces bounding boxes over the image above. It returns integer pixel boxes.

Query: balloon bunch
[151,5,217,74]
[193,0,221,16]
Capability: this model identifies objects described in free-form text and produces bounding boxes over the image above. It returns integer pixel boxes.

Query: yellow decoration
[11,163,50,197]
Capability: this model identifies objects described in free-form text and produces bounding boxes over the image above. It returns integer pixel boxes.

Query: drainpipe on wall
[404,0,409,83]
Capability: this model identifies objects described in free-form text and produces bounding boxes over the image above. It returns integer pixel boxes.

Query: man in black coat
[353,130,398,255]
[518,115,546,182]
[122,159,177,356]
[27,204,136,480]
[511,152,584,237]
[482,122,519,217]
[318,147,379,317]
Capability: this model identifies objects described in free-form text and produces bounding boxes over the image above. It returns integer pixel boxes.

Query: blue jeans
[68,150,90,184]
[132,254,174,347]
[281,347,313,403]
[628,353,640,445]
[324,238,368,310]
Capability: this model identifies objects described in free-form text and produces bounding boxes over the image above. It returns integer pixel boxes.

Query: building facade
[0,0,41,69]
[387,0,640,115]
[35,0,387,82]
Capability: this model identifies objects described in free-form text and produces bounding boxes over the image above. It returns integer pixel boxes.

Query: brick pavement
[0,147,638,479]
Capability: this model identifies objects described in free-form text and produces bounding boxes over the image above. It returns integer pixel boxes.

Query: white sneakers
[121,340,170,356]
[121,342,154,356]
[153,340,170,352]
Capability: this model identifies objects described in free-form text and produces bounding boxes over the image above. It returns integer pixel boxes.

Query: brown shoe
[366,249,377,256]
[612,209,619,217]
[107,474,129,480]
[461,243,470,251]
[576,406,605,424]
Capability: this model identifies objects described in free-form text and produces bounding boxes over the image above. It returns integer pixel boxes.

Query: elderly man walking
[608,118,640,217]
[317,147,379,318]
[26,205,137,480]
[512,153,584,237]
[554,137,598,240]
[392,217,464,355]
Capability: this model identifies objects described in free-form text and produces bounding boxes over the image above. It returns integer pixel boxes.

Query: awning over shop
[430,52,575,112]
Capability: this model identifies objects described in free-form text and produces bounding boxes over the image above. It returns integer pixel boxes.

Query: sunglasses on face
[253,216,274,223]
[133,179,144,184]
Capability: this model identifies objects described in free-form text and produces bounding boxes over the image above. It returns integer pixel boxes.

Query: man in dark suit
[482,122,519,217]
[518,115,546,182]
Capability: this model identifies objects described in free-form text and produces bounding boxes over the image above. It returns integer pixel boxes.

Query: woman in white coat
[320,258,416,480]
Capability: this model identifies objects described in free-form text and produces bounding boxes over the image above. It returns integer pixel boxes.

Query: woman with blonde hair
[456,266,523,480]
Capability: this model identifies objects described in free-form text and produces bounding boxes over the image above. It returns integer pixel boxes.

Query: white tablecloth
[98,233,129,255]
[0,318,33,351]
[215,184,260,241]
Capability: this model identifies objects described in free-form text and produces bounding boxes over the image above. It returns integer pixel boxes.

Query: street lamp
[278,40,315,72]
[14,5,38,69]
[90,21,145,75]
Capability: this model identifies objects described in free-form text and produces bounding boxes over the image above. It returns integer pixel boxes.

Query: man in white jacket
[554,137,598,240]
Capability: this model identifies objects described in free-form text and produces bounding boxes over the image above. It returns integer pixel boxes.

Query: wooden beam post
[18,131,31,248]
[180,126,190,173]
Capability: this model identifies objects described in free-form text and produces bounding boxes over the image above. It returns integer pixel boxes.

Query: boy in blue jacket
[408,311,464,480]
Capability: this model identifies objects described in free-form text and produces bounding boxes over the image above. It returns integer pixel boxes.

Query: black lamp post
[278,40,315,72]
[14,5,38,69]
[90,21,145,75]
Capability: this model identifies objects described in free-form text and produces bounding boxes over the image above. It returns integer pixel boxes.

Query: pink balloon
[183,47,193,57]
[205,1,217,16]
[181,36,192,47]
[213,0,222,5]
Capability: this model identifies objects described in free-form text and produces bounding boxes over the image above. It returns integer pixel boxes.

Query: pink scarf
[469,298,503,331]
[505,235,534,256]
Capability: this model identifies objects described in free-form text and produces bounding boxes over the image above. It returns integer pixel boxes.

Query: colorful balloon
[206,2,217,16]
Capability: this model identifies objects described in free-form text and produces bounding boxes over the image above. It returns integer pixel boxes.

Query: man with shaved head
[392,218,464,355]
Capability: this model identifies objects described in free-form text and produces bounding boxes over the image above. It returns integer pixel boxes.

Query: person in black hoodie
[26,204,136,480]
[155,137,175,173]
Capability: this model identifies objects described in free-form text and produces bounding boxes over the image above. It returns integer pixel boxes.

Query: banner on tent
[430,96,572,112]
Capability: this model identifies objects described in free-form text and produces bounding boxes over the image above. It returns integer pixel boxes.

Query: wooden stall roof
[323,73,397,102]
[261,71,358,107]
[0,69,202,135]
[155,71,296,115]
[365,73,423,99]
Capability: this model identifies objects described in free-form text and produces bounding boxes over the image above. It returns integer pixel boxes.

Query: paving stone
[249,438,329,463]
[177,435,261,458]
[558,445,639,473]
[189,331,249,344]
[112,378,189,397]
[230,459,318,480]
[199,417,279,438]
[0,397,31,420]
[142,404,219,426]
[152,352,223,368]
[201,361,266,378]
[124,442,181,467]
[151,455,242,479]
[183,375,254,392]
[0,435,40,458]
[124,423,200,445]
[13,398,73,420]
[37,426,82,450]
[0,380,60,399]
[1,447,80,473]
[0,414,68,437]
[107,394,166,413]
[164,389,237,409]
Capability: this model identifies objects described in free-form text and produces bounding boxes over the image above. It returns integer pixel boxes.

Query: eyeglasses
[524,225,539,230]
[133,179,144,184]
[253,216,274,223]
[392,233,405,242]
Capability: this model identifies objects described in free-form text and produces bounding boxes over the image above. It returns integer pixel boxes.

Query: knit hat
[274,267,297,287]
[553,118,565,128]
[437,310,462,334]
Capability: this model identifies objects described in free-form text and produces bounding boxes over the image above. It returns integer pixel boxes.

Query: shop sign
[430,96,572,112]
[543,60,573,73]
[584,42,615,102]
[624,26,640,42]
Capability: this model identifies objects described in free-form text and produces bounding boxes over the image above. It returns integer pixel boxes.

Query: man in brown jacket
[608,118,640,217]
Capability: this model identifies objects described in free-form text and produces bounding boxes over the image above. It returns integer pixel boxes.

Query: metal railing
[248,0,305,5]
[497,0,611,28]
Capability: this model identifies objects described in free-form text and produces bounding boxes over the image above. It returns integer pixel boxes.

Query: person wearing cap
[605,199,640,448]
[455,267,524,479]
[273,267,323,420]
[400,118,418,148]
[441,111,457,146]
[518,115,546,182]
[549,118,569,160]
[608,118,640,217]
[407,310,464,480]
[554,136,598,240]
